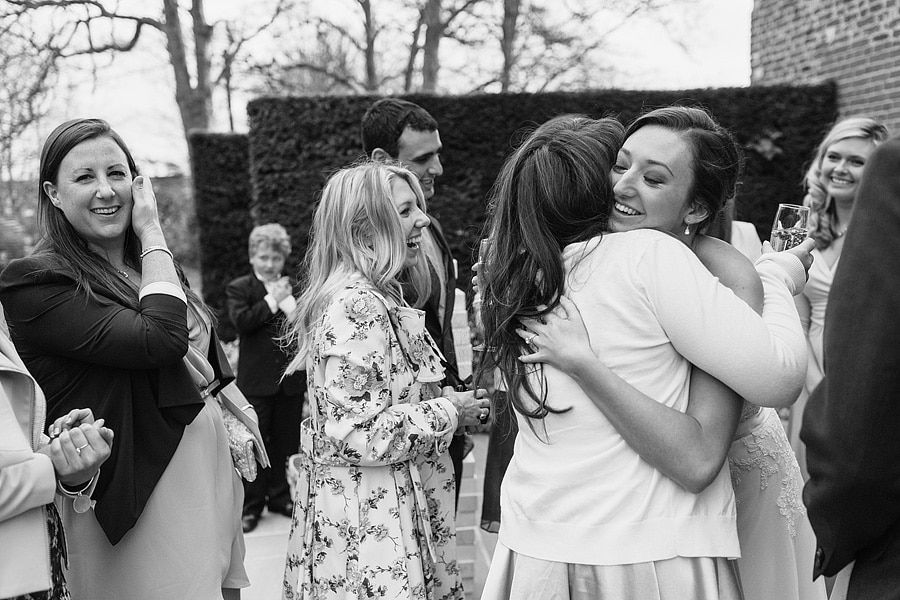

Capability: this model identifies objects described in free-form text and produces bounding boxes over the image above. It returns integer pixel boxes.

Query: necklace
[116,269,129,279]
[834,226,849,238]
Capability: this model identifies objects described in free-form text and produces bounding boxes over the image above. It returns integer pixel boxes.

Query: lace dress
[282,282,464,600]
[728,404,826,600]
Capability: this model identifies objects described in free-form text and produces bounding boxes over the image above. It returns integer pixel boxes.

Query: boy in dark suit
[226,223,306,533]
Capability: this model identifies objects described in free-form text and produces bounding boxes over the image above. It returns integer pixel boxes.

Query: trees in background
[3,0,290,140]
[0,8,58,212]
[2,0,684,144]
[243,0,679,98]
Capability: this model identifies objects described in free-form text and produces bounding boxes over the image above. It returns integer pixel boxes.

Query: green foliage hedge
[188,132,253,341]
[190,85,838,313]
[243,85,837,297]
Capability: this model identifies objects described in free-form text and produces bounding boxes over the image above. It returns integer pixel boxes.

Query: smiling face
[396,126,443,200]
[43,136,134,253]
[820,137,877,206]
[609,125,700,236]
[390,176,431,268]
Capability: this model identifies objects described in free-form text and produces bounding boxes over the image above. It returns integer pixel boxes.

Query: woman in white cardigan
[478,111,811,599]
[0,331,112,599]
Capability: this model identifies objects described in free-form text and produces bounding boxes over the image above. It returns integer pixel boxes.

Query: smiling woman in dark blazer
[0,118,248,600]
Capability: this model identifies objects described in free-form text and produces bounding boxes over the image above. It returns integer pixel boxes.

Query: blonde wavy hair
[803,116,888,249]
[284,162,430,373]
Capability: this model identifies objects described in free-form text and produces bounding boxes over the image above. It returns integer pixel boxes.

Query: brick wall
[751,0,900,134]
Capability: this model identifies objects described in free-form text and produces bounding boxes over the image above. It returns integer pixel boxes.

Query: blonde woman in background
[789,117,889,478]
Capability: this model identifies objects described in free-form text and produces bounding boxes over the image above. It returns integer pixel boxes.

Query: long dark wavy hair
[35,118,209,320]
[479,115,624,424]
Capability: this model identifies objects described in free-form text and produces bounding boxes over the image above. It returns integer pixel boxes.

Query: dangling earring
[684,223,691,235]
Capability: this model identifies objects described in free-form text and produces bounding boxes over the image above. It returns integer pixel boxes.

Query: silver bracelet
[140,245,174,261]
[57,474,94,497]
[58,473,98,514]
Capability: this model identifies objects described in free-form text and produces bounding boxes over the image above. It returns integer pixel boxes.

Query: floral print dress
[283,279,464,600]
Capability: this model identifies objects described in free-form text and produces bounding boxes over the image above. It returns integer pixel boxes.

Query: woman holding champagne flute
[788,117,889,477]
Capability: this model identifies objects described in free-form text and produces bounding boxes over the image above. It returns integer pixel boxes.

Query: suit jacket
[801,136,900,599]
[420,218,458,377]
[226,272,305,396]
[0,254,233,545]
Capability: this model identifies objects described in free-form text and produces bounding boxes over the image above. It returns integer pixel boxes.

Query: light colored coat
[0,331,56,597]
[282,279,463,600]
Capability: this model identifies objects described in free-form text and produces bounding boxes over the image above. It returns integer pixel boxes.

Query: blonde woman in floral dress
[281,162,489,600]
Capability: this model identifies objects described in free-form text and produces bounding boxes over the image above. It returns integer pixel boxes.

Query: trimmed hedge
[244,85,837,297]
[188,132,254,342]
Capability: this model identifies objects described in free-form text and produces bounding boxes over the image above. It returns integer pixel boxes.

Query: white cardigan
[0,332,56,597]
[499,229,807,565]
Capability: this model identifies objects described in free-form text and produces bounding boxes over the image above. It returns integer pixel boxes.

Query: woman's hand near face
[443,386,491,428]
[130,176,166,246]
[517,296,598,377]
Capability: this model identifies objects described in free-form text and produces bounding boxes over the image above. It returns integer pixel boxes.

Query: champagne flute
[472,238,491,349]
[770,204,810,251]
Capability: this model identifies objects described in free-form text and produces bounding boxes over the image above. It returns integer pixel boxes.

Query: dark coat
[801,136,900,599]
[225,273,305,397]
[420,218,458,375]
[0,254,232,544]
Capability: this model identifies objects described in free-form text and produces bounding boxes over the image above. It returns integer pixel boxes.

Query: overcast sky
[30,0,753,175]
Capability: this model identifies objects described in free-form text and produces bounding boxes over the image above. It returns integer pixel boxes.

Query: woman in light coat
[0,330,112,599]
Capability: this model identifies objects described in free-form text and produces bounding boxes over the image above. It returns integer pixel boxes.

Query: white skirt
[481,541,742,600]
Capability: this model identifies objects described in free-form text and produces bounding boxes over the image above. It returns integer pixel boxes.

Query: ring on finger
[526,333,537,346]
[75,443,88,455]
[478,407,490,424]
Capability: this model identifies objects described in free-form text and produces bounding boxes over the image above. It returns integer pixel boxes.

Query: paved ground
[241,432,497,600]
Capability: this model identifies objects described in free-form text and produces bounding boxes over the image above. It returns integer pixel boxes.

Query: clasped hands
[40,408,114,490]
[269,277,293,302]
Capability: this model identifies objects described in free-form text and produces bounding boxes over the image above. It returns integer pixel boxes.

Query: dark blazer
[226,273,304,396]
[801,136,900,599]
[0,254,232,545]
[422,218,458,374]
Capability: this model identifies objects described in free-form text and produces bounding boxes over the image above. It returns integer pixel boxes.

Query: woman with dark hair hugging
[478,110,814,599]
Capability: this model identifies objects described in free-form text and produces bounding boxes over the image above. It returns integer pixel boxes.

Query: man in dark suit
[226,223,306,533]
[362,98,472,507]
[801,135,900,599]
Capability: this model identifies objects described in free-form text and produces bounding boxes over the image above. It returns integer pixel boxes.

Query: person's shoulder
[609,228,676,243]
[0,253,67,287]
[226,272,256,289]
[328,281,390,322]
[694,234,754,271]
[604,229,690,256]
[693,235,762,298]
